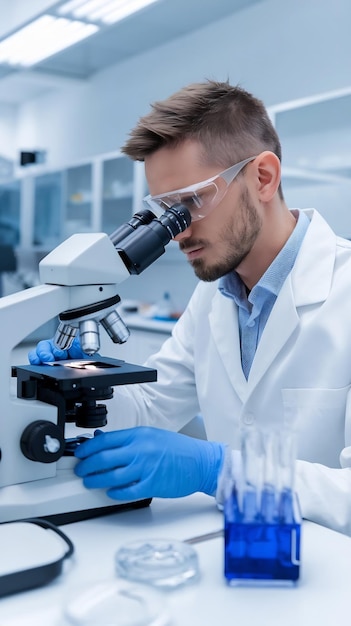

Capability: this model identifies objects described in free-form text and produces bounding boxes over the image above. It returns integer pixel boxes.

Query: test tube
[278,429,297,524]
[224,425,301,585]
[241,427,263,522]
[260,430,279,523]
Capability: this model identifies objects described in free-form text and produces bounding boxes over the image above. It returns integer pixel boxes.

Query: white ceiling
[0,0,264,105]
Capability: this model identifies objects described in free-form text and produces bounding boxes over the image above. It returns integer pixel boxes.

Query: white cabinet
[268,87,351,237]
[128,329,170,364]
[101,154,135,235]
[32,170,63,248]
[13,151,146,253]
[0,179,21,246]
[65,162,93,238]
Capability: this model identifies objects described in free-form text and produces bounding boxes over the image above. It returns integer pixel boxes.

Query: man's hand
[74,426,226,501]
[28,335,88,364]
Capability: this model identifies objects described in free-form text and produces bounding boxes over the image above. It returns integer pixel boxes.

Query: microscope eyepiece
[154,204,191,239]
[109,209,156,246]
[116,203,191,275]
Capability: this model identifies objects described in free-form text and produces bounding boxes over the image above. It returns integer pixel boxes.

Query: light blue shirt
[218,210,310,379]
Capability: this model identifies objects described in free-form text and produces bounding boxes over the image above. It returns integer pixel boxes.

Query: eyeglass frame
[143,155,257,222]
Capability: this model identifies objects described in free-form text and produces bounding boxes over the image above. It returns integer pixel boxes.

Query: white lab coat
[108,209,351,535]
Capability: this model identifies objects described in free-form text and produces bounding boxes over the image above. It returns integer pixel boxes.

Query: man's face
[144,140,262,282]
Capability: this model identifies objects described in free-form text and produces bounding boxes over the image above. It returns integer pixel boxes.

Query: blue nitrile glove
[28,335,87,364]
[74,426,226,501]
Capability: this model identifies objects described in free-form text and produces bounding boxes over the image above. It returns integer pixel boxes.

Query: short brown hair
[121,80,282,170]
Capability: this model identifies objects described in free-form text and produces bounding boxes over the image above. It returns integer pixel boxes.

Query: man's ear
[252,151,281,201]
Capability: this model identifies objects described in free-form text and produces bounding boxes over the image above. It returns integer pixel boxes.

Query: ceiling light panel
[102,0,159,24]
[0,0,160,69]
[0,15,99,67]
[75,0,115,17]
[58,0,159,24]
[58,0,92,14]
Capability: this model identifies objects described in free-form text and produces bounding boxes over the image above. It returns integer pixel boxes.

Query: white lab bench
[0,492,350,625]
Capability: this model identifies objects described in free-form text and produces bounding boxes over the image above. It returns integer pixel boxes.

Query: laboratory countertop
[1,493,351,625]
[121,313,177,334]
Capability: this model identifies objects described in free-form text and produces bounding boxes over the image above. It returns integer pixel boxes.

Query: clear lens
[143,156,257,222]
[142,198,167,218]
[176,181,220,216]
[144,180,221,221]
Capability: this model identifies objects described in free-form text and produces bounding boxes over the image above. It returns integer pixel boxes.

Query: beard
[180,188,262,282]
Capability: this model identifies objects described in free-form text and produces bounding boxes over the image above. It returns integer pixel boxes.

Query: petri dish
[115,538,200,589]
[63,579,170,626]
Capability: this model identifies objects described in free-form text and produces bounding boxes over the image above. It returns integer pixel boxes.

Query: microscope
[0,204,191,523]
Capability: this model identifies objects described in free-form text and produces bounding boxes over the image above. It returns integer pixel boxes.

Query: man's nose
[174,224,192,242]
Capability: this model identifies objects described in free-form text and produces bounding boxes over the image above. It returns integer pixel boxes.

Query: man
[30,80,351,535]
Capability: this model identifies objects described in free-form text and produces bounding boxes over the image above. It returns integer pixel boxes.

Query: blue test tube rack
[224,488,301,585]
[224,427,301,585]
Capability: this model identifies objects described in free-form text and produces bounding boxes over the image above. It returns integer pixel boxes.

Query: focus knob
[20,420,65,463]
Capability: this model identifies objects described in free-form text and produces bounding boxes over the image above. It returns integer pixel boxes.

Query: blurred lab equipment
[224,426,301,585]
[63,579,171,626]
[115,537,200,588]
[1,204,190,523]
[153,291,172,320]
[0,518,74,596]
[0,244,17,297]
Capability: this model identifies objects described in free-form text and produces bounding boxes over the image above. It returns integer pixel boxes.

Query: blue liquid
[224,491,301,584]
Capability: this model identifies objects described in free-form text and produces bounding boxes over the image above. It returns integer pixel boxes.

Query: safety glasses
[143,155,257,222]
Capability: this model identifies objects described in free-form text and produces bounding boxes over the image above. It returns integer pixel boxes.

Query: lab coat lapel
[209,283,299,401]
[209,291,248,402]
[247,209,335,391]
[247,275,299,388]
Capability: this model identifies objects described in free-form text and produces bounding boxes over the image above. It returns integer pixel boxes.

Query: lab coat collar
[290,208,335,307]
[209,209,337,399]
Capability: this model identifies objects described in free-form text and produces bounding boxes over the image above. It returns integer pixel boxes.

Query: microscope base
[0,468,151,525]
[44,498,152,526]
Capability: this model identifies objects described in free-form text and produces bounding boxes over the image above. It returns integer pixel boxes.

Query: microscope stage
[12,357,157,393]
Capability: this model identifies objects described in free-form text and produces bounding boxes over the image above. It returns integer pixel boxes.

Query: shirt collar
[219,209,310,307]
